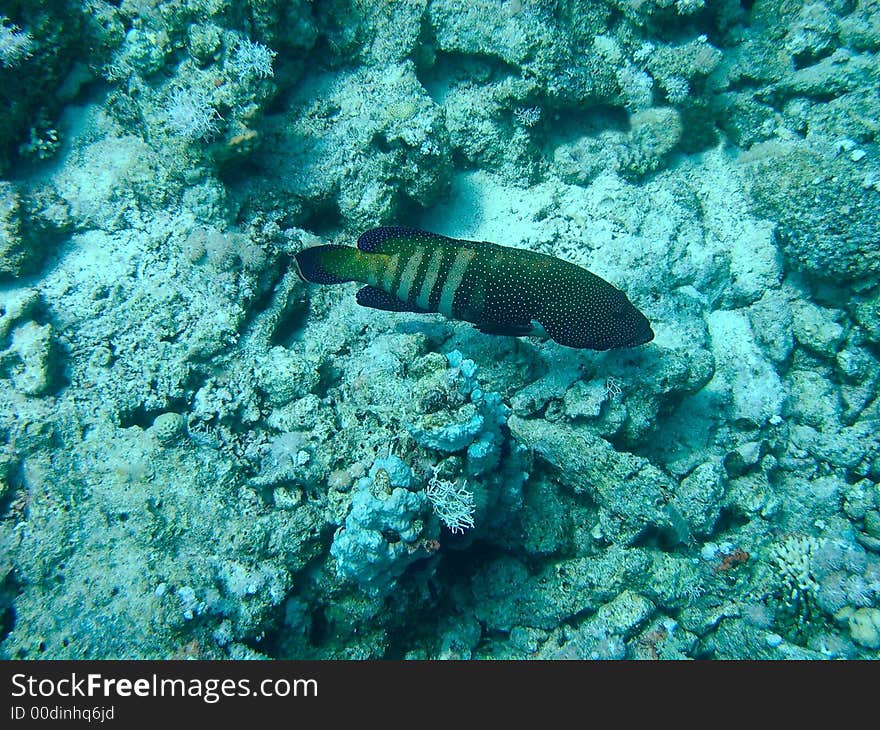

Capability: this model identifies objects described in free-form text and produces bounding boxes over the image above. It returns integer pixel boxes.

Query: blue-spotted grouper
[294,226,654,350]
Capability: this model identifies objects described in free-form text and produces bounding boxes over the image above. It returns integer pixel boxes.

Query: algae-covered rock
[330,470,436,597]
[619,107,684,179]
[519,477,571,557]
[537,589,655,659]
[253,345,319,407]
[470,547,651,631]
[741,141,880,283]
[0,320,55,396]
[709,618,826,660]
[0,183,27,277]
[847,607,880,649]
[748,290,794,363]
[704,309,786,426]
[790,299,846,356]
[508,415,677,545]
[429,0,617,105]
[672,461,725,537]
[253,61,451,230]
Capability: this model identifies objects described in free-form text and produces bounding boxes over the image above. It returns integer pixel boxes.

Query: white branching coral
[229,39,276,79]
[513,106,542,128]
[426,466,475,535]
[769,534,879,628]
[0,18,32,67]
[770,535,822,611]
[165,86,220,141]
[675,0,705,14]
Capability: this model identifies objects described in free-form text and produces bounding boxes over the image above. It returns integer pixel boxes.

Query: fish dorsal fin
[357,226,455,253]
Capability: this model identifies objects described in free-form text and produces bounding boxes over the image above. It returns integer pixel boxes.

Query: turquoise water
[0,0,878,659]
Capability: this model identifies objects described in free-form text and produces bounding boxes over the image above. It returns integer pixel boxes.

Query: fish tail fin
[294,244,363,284]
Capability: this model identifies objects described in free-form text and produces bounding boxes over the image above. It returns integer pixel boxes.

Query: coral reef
[0,0,878,661]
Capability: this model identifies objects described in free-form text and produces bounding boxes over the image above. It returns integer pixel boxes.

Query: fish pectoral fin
[528,319,549,340]
[475,321,534,337]
[356,286,427,313]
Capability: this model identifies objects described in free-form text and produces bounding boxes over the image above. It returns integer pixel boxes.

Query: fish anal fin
[475,321,534,338]
[356,286,428,313]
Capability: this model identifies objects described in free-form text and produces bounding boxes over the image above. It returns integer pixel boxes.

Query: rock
[864,510,880,540]
[791,299,845,356]
[741,140,880,282]
[848,607,880,649]
[508,415,676,545]
[704,309,786,426]
[151,412,187,445]
[1,321,55,396]
[673,461,725,536]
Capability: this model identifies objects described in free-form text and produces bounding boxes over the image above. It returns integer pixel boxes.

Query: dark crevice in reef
[631,523,691,552]
[542,104,631,151]
[257,532,339,659]
[413,9,439,87]
[267,279,311,348]
[713,506,751,535]
[312,360,340,399]
[417,50,523,107]
[383,540,516,659]
[299,201,343,239]
[256,254,291,317]
[117,398,188,430]
[791,46,836,71]
[234,255,293,343]
[306,605,329,648]
[0,570,21,646]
